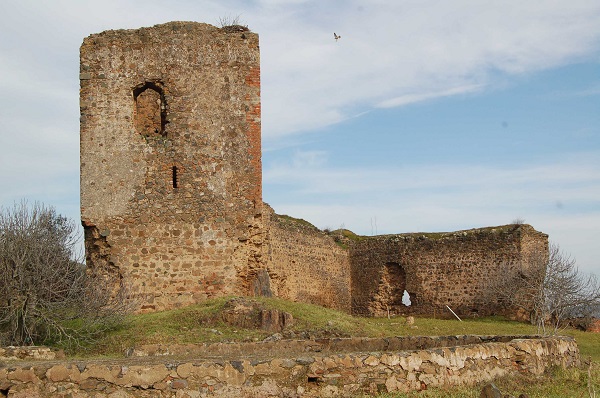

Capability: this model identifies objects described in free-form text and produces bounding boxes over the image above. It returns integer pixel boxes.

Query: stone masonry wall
[350,224,548,318]
[80,22,263,312]
[0,336,579,397]
[263,205,351,312]
[78,21,550,319]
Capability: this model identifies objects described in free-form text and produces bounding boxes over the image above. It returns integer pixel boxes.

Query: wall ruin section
[263,205,351,312]
[350,225,548,318]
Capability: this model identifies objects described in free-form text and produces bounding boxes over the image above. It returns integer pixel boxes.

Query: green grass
[72,297,600,362]
[264,299,598,359]
[363,364,600,397]
[52,297,600,396]
[75,296,268,357]
[275,214,320,230]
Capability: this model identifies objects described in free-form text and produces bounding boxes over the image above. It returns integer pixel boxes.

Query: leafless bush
[217,15,249,32]
[511,217,526,225]
[0,201,133,348]
[491,242,600,335]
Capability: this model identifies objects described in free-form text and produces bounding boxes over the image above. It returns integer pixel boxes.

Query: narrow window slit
[172,166,178,189]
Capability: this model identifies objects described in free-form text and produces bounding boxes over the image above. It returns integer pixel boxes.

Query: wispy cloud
[265,149,600,274]
[266,150,600,198]
[376,85,483,108]
[257,0,600,138]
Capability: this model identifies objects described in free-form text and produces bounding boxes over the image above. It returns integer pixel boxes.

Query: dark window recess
[172,166,178,188]
[133,81,167,138]
[381,262,407,307]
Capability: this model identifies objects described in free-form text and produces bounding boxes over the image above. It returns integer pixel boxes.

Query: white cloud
[377,84,483,108]
[258,0,600,138]
[266,152,600,199]
[2,0,599,143]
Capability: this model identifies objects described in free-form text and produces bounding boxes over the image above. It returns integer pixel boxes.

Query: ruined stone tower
[80,22,263,311]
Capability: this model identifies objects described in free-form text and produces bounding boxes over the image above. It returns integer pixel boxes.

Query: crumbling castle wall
[263,205,351,312]
[80,22,263,311]
[79,22,549,319]
[350,225,548,318]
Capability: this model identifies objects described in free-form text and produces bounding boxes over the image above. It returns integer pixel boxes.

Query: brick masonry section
[0,336,579,397]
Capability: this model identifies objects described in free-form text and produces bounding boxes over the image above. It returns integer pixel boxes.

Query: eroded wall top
[350,224,548,317]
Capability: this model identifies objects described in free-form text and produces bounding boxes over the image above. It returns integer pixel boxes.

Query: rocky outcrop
[218,297,294,333]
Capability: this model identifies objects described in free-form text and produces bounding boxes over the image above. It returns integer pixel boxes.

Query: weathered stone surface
[171,378,188,389]
[480,383,503,398]
[364,355,380,367]
[217,297,293,333]
[263,205,352,312]
[116,364,169,387]
[79,20,548,322]
[261,309,293,333]
[45,365,70,382]
[0,346,60,361]
[81,21,263,313]
[4,385,42,398]
[587,318,600,333]
[7,368,39,383]
[0,336,579,397]
[350,224,548,319]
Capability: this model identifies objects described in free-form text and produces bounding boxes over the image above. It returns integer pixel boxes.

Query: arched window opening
[172,166,179,189]
[373,262,410,316]
[133,82,166,138]
[381,262,407,308]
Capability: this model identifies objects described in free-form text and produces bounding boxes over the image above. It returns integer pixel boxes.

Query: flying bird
[334,32,341,42]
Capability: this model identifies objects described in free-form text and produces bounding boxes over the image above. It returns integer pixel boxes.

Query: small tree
[541,247,600,333]
[0,201,132,347]
[492,242,600,335]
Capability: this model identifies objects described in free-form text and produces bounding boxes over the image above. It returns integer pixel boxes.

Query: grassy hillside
[75,296,599,361]
[51,296,600,397]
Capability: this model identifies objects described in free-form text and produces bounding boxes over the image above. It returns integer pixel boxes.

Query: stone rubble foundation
[0,335,579,397]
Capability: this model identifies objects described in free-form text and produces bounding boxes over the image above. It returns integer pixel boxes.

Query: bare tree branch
[490,242,600,335]
[0,201,134,348]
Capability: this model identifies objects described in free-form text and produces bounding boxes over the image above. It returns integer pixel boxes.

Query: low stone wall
[0,336,579,397]
[0,346,63,361]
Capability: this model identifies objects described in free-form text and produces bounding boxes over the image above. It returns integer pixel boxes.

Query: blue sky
[0,0,599,276]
